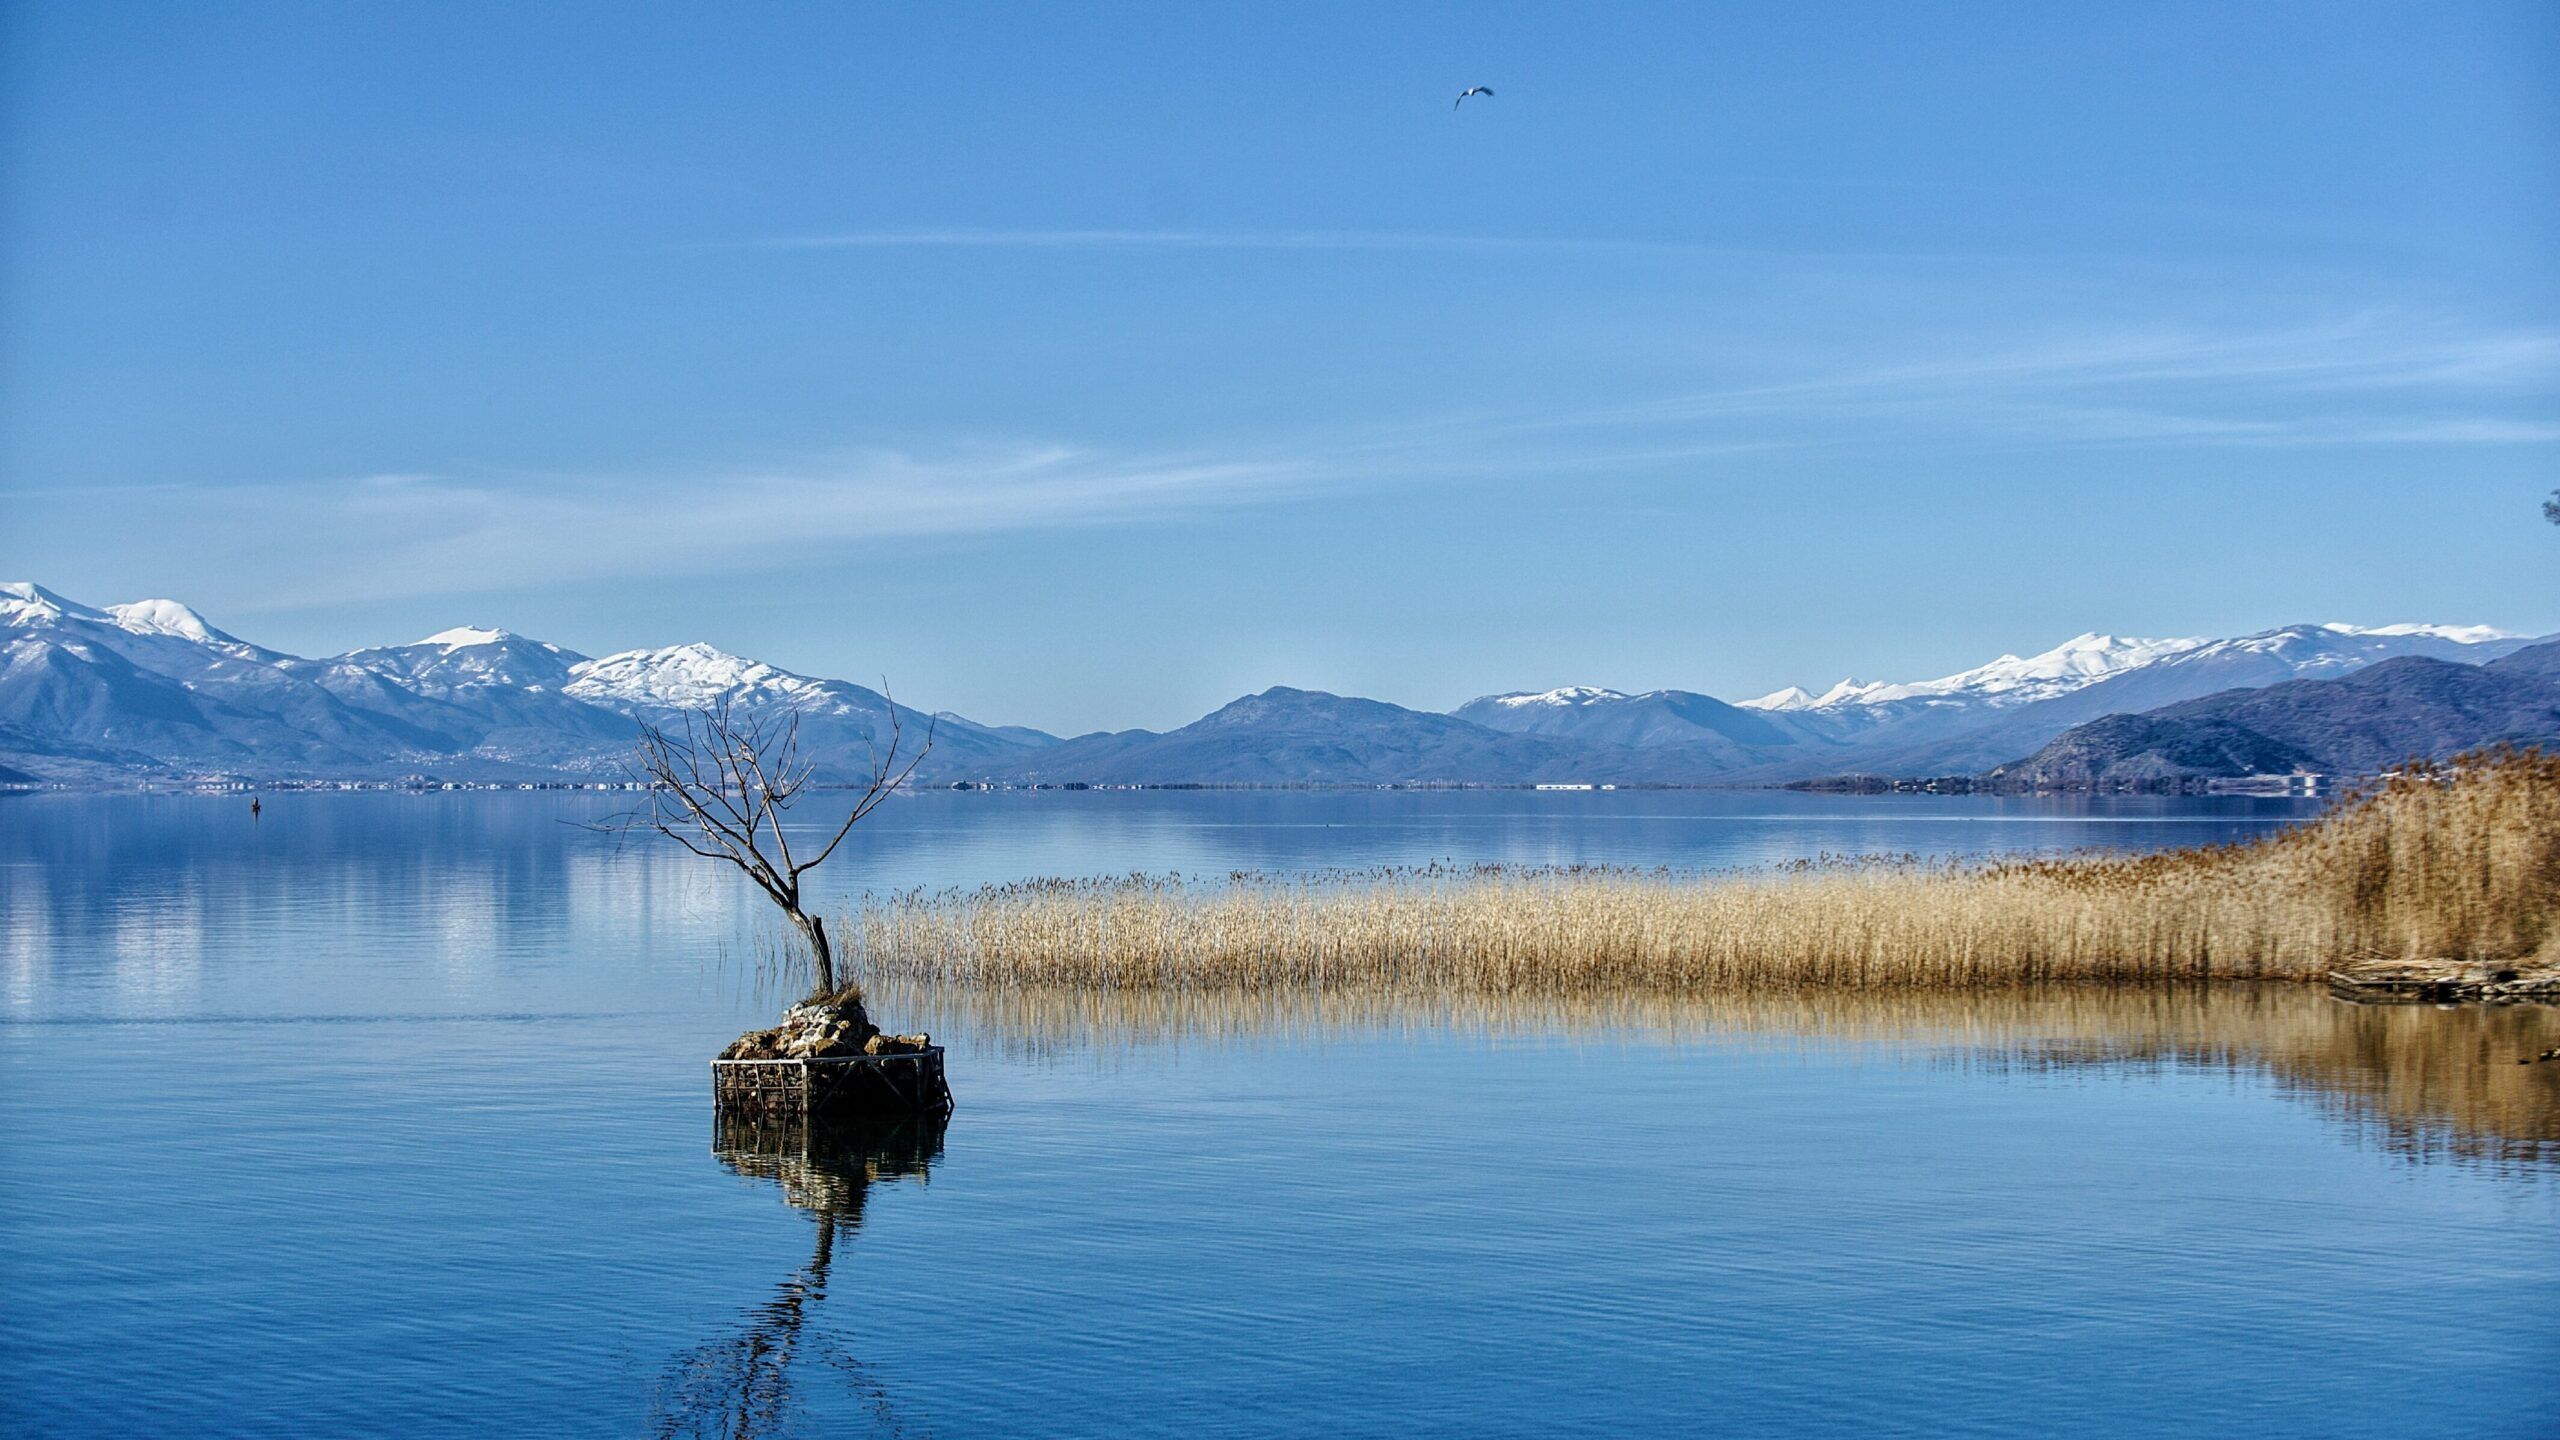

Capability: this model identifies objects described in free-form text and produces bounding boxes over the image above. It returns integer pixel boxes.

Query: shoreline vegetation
[845,749,2559,995]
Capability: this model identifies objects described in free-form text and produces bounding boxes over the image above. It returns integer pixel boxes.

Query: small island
[602,696,954,1120]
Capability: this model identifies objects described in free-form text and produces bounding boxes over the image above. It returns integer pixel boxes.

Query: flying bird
[1455,85,1494,110]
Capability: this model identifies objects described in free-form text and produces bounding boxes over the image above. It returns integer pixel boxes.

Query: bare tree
[614,696,930,998]
[2545,488,2559,526]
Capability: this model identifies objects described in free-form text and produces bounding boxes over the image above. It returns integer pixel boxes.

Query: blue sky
[3,1,2554,734]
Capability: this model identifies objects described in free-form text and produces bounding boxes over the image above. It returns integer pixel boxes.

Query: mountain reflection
[652,1113,946,1440]
[875,981,2560,1167]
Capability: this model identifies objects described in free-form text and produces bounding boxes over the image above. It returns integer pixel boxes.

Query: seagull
[1455,85,1494,110]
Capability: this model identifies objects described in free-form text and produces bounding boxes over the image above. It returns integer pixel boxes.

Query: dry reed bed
[844,749,2560,994]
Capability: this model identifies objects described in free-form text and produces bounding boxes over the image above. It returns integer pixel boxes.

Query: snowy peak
[0,581,108,625]
[2318,622,2524,645]
[572,641,769,687]
[554,642,992,741]
[1738,677,1887,710]
[0,581,1050,781]
[2162,622,2532,675]
[1737,623,2530,720]
[565,643,839,712]
[4,584,240,645]
[416,625,515,649]
[1473,685,1634,710]
[1450,681,1797,753]
[1851,633,2212,708]
[335,625,586,693]
[1813,678,1884,706]
[3,582,277,661]
[1737,685,1819,712]
[1747,633,2212,712]
[107,599,241,647]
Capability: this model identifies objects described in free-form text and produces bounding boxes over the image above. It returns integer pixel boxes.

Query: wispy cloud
[712,227,1707,258]
[18,444,1332,611]
[1467,314,2560,454]
[14,300,2551,614]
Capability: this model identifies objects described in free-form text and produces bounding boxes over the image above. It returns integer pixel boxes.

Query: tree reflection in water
[653,1112,946,1440]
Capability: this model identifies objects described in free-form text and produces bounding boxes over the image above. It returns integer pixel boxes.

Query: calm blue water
[2,790,2554,1438]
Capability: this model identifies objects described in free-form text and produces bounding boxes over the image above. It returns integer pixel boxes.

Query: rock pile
[719,998,932,1061]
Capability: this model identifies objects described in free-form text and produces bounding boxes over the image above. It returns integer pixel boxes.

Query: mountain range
[1448,625,2545,781]
[0,583,1050,785]
[1994,641,2560,789]
[2,580,2547,788]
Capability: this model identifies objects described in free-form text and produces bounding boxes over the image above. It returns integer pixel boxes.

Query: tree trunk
[790,909,836,996]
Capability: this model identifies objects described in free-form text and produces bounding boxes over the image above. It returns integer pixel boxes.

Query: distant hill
[1452,686,1801,758]
[1992,642,2560,790]
[1009,687,1675,786]
[2486,637,2560,681]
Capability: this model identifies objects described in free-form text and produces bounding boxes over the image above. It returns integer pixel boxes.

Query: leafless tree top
[600,694,932,996]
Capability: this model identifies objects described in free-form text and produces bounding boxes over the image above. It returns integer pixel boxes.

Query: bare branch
[798,691,936,878]
[594,691,925,998]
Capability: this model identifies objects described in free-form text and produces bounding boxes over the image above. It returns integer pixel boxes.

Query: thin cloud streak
[25,445,1334,613]
[1461,315,2560,454]
[1620,323,2556,421]
[725,227,1702,257]
[703,226,2156,270]
[17,310,2551,613]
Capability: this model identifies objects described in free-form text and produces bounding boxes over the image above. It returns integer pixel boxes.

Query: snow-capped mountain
[1993,638,2560,790]
[1,580,2541,786]
[1470,685,1635,711]
[560,642,1050,758]
[1741,625,2528,717]
[1738,685,1820,712]
[1448,623,2539,779]
[1452,685,1800,756]
[1756,622,2543,777]
[1738,633,2213,713]
[566,643,845,713]
[288,627,628,764]
[1011,686,1742,786]
[6,582,283,663]
[2315,622,2519,645]
[1955,622,2535,732]
[103,598,278,659]
[333,627,588,695]
[2179,622,2529,676]
[1461,633,2226,756]
[2,582,462,776]
[0,583,1051,783]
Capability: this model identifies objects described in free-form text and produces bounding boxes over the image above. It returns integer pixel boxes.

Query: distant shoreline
[843,752,2552,995]
[0,776,2332,798]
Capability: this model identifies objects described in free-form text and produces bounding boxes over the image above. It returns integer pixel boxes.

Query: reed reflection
[877,980,2560,1168]
[652,1113,947,1440]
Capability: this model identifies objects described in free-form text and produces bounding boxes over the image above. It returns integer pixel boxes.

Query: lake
[2,790,2554,1438]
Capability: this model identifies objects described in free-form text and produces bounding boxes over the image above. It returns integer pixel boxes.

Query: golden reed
[844,748,2560,994]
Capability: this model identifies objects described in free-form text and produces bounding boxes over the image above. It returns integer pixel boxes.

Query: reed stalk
[842,748,2560,995]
